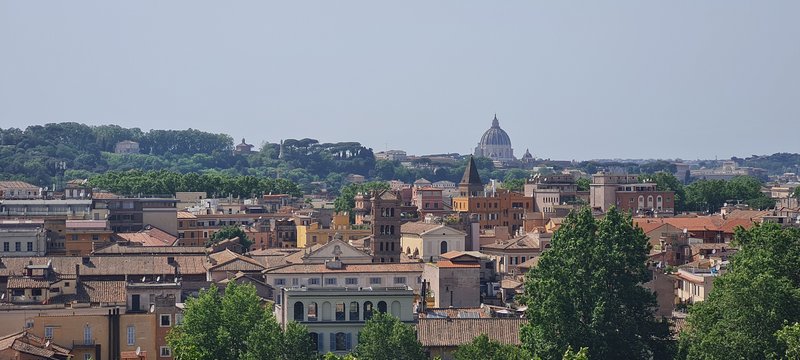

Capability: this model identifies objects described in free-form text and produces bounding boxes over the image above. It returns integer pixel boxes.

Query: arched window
[294,301,304,322]
[349,301,359,321]
[391,301,401,317]
[364,301,373,320]
[440,241,448,254]
[647,196,654,208]
[322,302,332,321]
[378,301,387,313]
[307,302,318,321]
[335,302,346,321]
[638,195,645,209]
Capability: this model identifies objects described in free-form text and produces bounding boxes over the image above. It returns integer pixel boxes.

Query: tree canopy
[454,333,529,360]
[677,224,800,359]
[333,181,391,214]
[166,282,316,360]
[355,312,425,360]
[210,225,252,251]
[520,207,671,360]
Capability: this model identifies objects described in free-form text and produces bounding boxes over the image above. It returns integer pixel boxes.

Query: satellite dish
[135,346,141,356]
[156,276,160,282]
[141,276,146,282]
[45,340,50,347]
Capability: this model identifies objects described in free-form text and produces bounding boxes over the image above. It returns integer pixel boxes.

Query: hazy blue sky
[1,1,798,160]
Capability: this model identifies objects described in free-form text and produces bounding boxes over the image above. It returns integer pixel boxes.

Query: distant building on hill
[114,140,140,154]
[234,138,254,155]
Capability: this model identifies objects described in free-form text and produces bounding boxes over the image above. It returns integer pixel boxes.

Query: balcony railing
[73,339,96,347]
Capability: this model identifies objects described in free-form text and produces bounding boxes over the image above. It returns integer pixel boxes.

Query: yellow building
[296,213,371,248]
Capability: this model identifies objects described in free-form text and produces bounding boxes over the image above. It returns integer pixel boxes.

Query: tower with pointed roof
[459,156,484,197]
[474,114,515,162]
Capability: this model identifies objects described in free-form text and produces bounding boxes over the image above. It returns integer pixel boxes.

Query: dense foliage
[521,207,672,360]
[333,181,391,214]
[684,176,773,212]
[454,334,529,360]
[88,170,302,198]
[355,312,426,360]
[166,282,315,360]
[209,225,252,250]
[677,224,800,359]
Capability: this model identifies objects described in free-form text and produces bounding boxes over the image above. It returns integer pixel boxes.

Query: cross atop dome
[492,114,499,128]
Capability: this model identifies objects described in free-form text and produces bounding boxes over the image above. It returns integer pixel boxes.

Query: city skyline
[2,1,799,160]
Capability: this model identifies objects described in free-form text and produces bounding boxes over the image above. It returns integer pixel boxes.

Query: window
[334,332,350,351]
[393,277,406,284]
[32,289,42,296]
[27,242,33,252]
[274,278,286,286]
[369,277,381,285]
[175,313,183,325]
[294,302,305,321]
[92,235,99,241]
[160,314,171,327]
[44,326,54,339]
[308,278,320,285]
[335,303,346,321]
[307,302,318,321]
[3,242,8,252]
[160,346,172,357]
[349,302,359,321]
[127,325,136,345]
[440,241,448,254]
[292,278,299,286]
[84,354,92,360]
[15,242,21,252]
[71,235,78,241]
[326,278,337,286]
[83,325,92,345]
[345,278,358,285]
[378,301,387,313]
[363,301,373,320]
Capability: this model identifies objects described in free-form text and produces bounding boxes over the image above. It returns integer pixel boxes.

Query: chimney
[75,264,80,284]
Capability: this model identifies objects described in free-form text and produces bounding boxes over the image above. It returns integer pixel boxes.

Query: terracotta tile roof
[517,256,539,270]
[501,279,523,289]
[116,226,178,246]
[416,318,526,347]
[177,211,197,219]
[421,307,490,319]
[0,256,208,277]
[264,262,424,275]
[92,192,120,199]
[93,243,208,255]
[481,234,541,251]
[634,220,671,234]
[401,222,444,235]
[0,331,71,358]
[435,260,480,269]
[718,218,756,233]
[724,209,770,220]
[79,280,127,303]
[7,277,50,289]
[0,181,38,189]
[208,249,265,272]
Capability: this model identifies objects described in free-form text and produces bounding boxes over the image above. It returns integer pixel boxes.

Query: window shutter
[346,333,352,350]
[317,333,324,353]
[329,333,335,352]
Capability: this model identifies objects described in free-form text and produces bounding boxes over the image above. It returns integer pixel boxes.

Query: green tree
[776,322,800,359]
[209,225,252,251]
[333,181,390,215]
[794,187,800,199]
[501,178,526,192]
[576,177,590,191]
[562,346,590,360]
[677,224,800,359]
[454,334,529,360]
[355,312,425,360]
[168,283,315,360]
[520,207,671,360]
[685,179,728,213]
